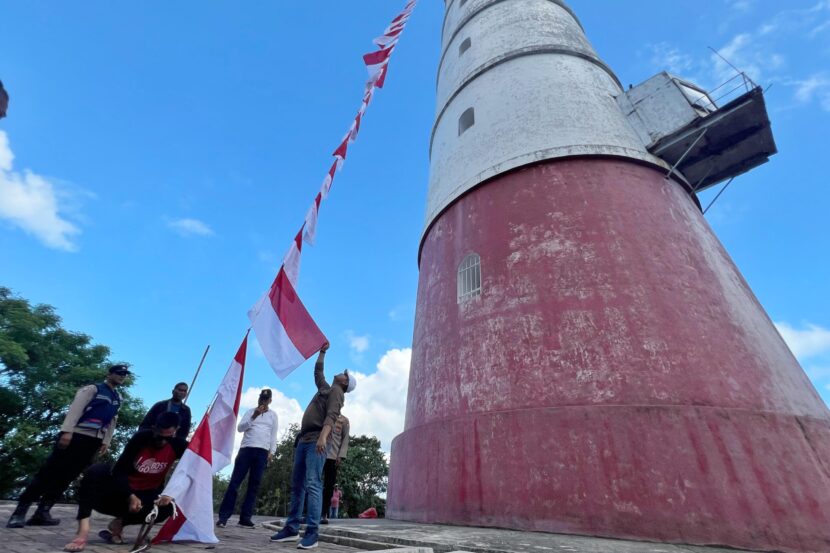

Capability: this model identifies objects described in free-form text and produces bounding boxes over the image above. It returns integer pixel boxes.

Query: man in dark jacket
[270,343,357,549]
[6,364,129,529]
[62,411,187,552]
[139,382,192,439]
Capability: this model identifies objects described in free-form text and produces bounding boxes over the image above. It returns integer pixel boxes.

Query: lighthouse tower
[387,1,830,552]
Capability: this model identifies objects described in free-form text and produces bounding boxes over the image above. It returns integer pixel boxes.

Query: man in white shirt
[216,388,278,528]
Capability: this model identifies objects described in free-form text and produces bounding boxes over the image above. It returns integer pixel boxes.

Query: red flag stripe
[153,511,188,544]
[363,46,394,66]
[187,414,213,464]
[231,336,248,415]
[268,268,326,357]
[294,228,304,252]
[375,63,390,89]
[333,136,349,159]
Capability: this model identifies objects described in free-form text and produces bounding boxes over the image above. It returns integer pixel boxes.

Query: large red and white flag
[248,267,327,379]
[153,415,217,544]
[154,335,248,544]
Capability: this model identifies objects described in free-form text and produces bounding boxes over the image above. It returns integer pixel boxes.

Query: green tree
[225,427,389,520]
[337,435,388,518]
[0,287,146,499]
[213,473,230,512]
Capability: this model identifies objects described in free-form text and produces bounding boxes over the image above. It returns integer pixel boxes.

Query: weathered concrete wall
[388,158,830,553]
[425,0,669,236]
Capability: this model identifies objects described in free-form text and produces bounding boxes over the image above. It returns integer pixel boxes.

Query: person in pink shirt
[329,485,342,520]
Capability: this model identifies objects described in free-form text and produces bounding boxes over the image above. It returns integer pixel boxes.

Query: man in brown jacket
[320,415,349,524]
[270,343,356,549]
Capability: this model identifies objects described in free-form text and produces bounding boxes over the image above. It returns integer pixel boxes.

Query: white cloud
[649,43,695,77]
[0,131,12,171]
[168,217,214,237]
[258,249,277,265]
[792,72,830,111]
[809,19,830,37]
[728,0,755,12]
[650,2,830,112]
[711,33,768,84]
[226,386,305,465]
[775,322,830,359]
[341,348,411,452]
[0,131,81,251]
[345,330,370,354]
[220,348,412,466]
[239,385,304,433]
[806,365,830,381]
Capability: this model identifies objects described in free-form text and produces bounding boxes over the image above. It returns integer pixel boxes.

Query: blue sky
[1,0,829,451]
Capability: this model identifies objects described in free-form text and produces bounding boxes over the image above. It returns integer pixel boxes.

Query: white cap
[345,369,357,393]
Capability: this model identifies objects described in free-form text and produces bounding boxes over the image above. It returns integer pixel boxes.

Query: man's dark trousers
[19,433,102,504]
[218,447,268,522]
[321,459,338,519]
[77,464,174,525]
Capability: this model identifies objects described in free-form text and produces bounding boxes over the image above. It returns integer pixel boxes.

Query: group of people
[4,341,357,551]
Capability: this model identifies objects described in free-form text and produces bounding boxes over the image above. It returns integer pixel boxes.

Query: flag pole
[184,345,210,404]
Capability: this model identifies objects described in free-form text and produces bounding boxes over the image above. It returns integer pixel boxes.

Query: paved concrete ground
[0,502,360,553]
[0,502,765,553]
[265,518,763,553]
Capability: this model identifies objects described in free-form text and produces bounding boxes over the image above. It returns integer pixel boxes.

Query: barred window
[457,253,482,303]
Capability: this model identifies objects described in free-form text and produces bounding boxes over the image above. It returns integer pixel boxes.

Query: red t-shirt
[128,443,177,491]
[331,489,342,507]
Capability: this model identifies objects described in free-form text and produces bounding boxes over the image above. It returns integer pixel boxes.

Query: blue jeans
[218,447,268,522]
[285,441,326,537]
[329,506,339,519]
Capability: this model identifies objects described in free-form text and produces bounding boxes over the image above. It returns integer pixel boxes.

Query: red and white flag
[205,336,248,471]
[282,228,305,286]
[247,0,415,381]
[154,335,249,544]
[153,416,217,544]
[303,193,323,246]
[248,267,327,379]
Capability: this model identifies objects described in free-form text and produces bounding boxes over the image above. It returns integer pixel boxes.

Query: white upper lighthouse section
[425,0,667,233]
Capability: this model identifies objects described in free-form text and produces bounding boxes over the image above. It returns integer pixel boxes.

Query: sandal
[98,529,124,545]
[63,537,87,552]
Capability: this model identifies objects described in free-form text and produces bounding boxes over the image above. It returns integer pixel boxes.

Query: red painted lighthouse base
[388,158,830,553]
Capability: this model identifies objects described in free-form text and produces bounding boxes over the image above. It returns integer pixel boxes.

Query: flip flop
[98,529,124,545]
[63,537,87,552]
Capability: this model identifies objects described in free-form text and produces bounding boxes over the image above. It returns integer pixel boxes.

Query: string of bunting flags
[248,0,418,380]
[153,1,418,545]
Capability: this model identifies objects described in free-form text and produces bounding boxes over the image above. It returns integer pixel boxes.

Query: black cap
[108,364,131,376]
[155,411,181,429]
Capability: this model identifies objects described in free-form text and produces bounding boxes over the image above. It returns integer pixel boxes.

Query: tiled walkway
[0,502,360,553]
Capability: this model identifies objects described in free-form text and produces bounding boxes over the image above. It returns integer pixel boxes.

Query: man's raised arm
[314,342,331,391]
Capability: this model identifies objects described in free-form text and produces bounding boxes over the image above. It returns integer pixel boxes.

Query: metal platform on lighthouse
[617,71,777,193]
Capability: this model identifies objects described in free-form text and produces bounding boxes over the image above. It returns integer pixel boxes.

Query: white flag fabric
[282,229,304,286]
[248,268,327,379]
[303,194,322,246]
[206,336,248,471]
[153,416,217,544]
[153,335,248,544]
